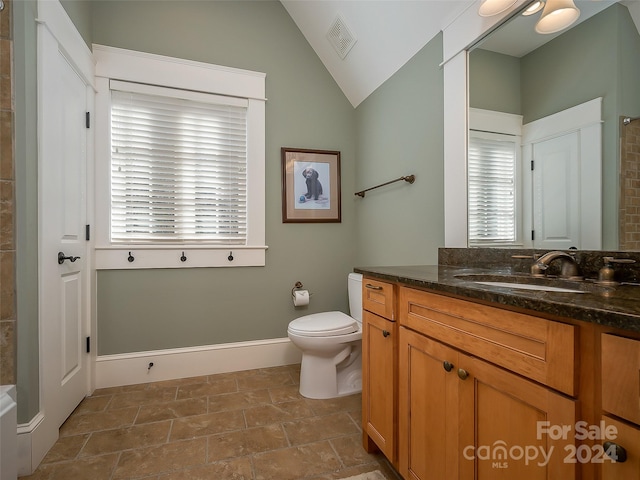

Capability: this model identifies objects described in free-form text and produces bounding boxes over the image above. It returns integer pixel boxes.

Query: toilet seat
[288,312,357,337]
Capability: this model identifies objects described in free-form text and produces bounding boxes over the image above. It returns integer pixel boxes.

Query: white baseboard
[95,337,302,389]
[17,411,49,477]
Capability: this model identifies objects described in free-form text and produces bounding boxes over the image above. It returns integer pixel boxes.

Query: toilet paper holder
[291,281,312,297]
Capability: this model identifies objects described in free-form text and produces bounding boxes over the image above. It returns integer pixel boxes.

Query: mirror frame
[442,0,535,247]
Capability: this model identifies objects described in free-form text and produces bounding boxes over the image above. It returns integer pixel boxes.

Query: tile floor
[20,364,400,480]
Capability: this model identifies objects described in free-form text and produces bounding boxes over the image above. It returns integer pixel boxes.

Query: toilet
[287,273,363,399]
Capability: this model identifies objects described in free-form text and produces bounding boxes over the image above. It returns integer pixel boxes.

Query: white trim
[469,108,523,136]
[93,45,266,101]
[443,0,528,247]
[95,338,302,389]
[522,98,602,144]
[95,245,268,269]
[93,47,267,268]
[35,1,95,88]
[443,51,468,247]
[16,412,46,477]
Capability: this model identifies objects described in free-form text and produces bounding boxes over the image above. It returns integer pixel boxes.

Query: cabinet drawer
[602,334,640,424]
[399,287,576,396]
[363,278,395,320]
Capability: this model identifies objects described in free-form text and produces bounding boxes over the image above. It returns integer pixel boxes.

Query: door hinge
[531,230,535,241]
[85,224,90,241]
[86,336,91,353]
[86,111,90,129]
[531,160,534,171]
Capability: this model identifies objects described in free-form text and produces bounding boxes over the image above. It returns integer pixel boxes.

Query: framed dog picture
[281,147,341,223]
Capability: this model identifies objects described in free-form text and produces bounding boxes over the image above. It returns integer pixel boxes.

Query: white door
[532,132,580,250]
[38,23,90,451]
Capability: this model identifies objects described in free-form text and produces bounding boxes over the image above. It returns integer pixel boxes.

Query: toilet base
[298,343,362,399]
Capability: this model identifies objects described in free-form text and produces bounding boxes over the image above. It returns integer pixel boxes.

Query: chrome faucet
[531,251,582,279]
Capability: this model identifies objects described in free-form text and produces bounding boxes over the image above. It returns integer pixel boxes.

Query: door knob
[58,252,81,264]
[603,442,628,463]
[457,368,469,380]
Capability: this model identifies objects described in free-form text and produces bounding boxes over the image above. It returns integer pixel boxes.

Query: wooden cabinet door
[362,311,396,462]
[398,327,460,480]
[601,415,640,479]
[602,334,640,424]
[458,354,577,480]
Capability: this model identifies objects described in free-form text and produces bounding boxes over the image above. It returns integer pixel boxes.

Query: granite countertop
[354,264,640,333]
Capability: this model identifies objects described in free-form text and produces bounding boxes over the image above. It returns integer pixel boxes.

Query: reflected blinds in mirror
[468,131,517,245]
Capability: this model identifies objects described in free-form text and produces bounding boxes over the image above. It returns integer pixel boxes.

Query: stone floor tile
[176,378,237,400]
[135,397,207,424]
[41,434,89,464]
[252,441,342,480]
[207,388,271,413]
[109,386,178,409]
[207,424,288,461]
[284,412,360,445]
[60,406,139,437]
[112,438,207,479]
[268,384,304,403]
[330,434,380,468]
[244,399,314,427]
[169,409,245,441]
[27,453,119,480]
[80,421,171,456]
[236,369,296,391]
[73,395,112,415]
[158,457,253,480]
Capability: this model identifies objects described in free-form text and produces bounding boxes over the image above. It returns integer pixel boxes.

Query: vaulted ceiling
[281,0,638,108]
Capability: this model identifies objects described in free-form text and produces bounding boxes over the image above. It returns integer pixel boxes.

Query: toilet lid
[288,311,358,337]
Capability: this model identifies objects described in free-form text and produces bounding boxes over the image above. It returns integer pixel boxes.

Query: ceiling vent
[326,14,357,60]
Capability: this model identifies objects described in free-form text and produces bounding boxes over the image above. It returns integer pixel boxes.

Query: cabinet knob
[457,368,469,380]
[382,330,390,338]
[443,361,454,372]
[603,442,628,463]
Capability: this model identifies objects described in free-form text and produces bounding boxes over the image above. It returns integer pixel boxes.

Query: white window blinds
[468,132,517,244]
[110,81,248,244]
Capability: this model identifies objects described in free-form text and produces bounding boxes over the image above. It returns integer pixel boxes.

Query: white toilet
[287,273,363,399]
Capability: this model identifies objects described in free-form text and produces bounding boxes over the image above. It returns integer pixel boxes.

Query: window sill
[95,245,268,269]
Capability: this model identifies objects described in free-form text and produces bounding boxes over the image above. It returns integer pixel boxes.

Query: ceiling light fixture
[478,0,518,17]
[522,0,545,16]
[535,0,580,34]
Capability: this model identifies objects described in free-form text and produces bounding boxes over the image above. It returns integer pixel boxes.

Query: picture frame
[281,147,341,223]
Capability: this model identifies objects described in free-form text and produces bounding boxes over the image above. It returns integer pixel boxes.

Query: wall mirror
[466,0,640,251]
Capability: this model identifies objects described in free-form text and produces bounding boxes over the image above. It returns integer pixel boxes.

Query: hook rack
[354,174,415,198]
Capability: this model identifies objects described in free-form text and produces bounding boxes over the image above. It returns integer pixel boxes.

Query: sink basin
[453,273,588,293]
[472,281,584,293]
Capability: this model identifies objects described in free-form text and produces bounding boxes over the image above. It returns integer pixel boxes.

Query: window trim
[468,108,523,247]
[93,45,267,269]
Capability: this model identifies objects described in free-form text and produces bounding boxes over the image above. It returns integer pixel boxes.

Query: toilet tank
[348,273,363,322]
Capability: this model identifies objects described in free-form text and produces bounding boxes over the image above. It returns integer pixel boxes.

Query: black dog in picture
[302,167,323,200]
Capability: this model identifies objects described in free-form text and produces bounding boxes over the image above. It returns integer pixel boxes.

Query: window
[110,82,248,244]
[94,46,266,269]
[468,131,519,245]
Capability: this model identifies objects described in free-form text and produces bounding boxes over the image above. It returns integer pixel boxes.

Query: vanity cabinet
[397,287,577,480]
[362,278,397,463]
[601,334,640,478]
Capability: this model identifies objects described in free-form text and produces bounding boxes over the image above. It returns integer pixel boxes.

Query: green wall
[354,34,445,266]
[90,1,358,354]
[469,49,521,114]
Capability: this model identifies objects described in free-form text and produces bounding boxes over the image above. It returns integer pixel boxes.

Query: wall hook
[228,251,234,261]
[127,252,135,263]
[180,251,187,262]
